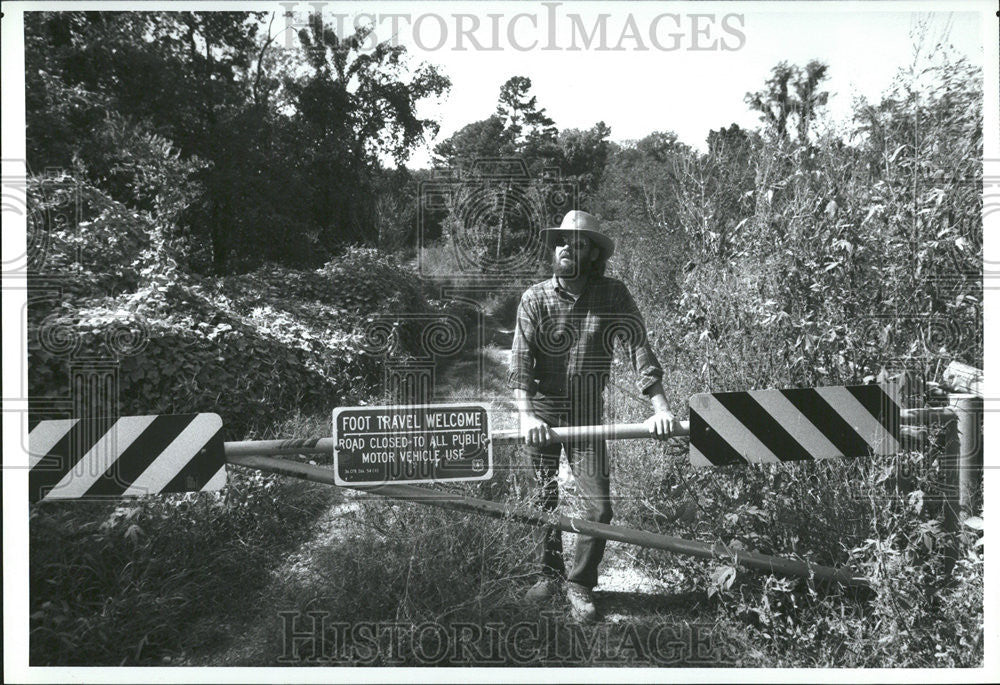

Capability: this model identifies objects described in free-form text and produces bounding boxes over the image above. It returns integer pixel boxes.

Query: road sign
[28,413,226,502]
[332,403,493,486]
[688,385,901,467]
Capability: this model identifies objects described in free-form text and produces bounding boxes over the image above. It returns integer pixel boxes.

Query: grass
[28,315,984,668]
[28,411,340,666]
[170,312,983,668]
[23,32,984,669]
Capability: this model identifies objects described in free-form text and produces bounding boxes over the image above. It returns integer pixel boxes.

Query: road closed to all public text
[332,403,493,486]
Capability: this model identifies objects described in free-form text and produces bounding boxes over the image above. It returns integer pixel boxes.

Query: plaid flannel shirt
[508,275,664,399]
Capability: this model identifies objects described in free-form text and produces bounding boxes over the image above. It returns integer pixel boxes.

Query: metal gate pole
[223,421,691,458]
[949,394,982,517]
[489,421,690,443]
[938,408,961,575]
[226,452,868,588]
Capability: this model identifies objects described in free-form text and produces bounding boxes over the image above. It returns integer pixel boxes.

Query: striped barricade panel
[28,413,226,502]
[688,385,902,467]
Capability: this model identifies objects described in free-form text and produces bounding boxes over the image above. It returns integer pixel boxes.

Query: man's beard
[553,252,591,278]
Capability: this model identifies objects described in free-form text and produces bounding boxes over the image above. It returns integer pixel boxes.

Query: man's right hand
[520,414,555,446]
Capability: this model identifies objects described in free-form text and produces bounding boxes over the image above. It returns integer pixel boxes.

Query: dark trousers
[525,394,611,589]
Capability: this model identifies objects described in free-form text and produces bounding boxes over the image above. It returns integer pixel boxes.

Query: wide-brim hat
[540,210,615,261]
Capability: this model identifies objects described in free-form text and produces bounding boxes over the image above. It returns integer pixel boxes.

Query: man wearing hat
[509,209,679,622]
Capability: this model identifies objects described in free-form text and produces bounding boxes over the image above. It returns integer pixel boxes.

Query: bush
[29,450,338,665]
[26,241,490,665]
[593,45,983,668]
[28,247,466,437]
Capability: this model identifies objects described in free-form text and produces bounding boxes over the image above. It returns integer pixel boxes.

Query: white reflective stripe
[28,419,77,469]
[43,416,156,500]
[200,466,227,491]
[123,414,223,495]
[814,386,900,455]
[749,389,841,460]
[688,444,714,468]
[699,395,780,464]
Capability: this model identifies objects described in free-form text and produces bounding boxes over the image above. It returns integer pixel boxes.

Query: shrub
[28,247,467,437]
[29,447,338,665]
[594,45,983,668]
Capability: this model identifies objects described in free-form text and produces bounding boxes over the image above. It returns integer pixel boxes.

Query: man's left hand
[645,411,679,441]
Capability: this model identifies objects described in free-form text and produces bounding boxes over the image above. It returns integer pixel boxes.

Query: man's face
[552,233,598,278]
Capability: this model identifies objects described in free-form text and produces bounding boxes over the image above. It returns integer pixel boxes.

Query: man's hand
[520,414,555,446]
[645,410,679,441]
[645,384,679,441]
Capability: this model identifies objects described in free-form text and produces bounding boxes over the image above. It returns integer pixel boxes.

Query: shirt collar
[550,273,595,300]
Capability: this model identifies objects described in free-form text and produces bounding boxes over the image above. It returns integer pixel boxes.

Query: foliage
[557,122,614,200]
[29,248,446,438]
[373,167,423,252]
[27,242,471,665]
[745,60,830,144]
[294,14,449,165]
[494,76,560,165]
[430,77,612,272]
[612,52,982,398]
[25,11,449,273]
[29,429,338,665]
[434,76,560,170]
[26,12,262,171]
[433,115,514,165]
[594,131,693,230]
[600,47,983,667]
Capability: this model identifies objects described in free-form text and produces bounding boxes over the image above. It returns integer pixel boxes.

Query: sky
[283,1,988,169]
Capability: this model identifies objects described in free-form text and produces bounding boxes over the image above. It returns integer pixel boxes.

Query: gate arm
[223,422,691,457]
[227,452,868,589]
[489,421,690,443]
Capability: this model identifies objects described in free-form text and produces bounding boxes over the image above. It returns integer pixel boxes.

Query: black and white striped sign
[688,385,901,467]
[28,413,226,502]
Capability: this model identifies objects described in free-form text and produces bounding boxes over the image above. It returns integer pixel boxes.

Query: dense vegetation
[25,11,982,668]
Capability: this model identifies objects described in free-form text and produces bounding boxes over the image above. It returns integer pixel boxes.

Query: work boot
[524,577,561,603]
[565,582,598,623]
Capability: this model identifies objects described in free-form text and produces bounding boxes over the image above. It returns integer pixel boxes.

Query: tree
[792,61,830,145]
[702,124,759,256]
[25,12,262,187]
[596,131,692,228]
[295,14,450,166]
[745,60,829,145]
[495,76,558,155]
[25,11,451,273]
[26,12,265,274]
[432,116,513,168]
[284,14,450,251]
[435,76,564,172]
[430,77,566,267]
[557,122,612,201]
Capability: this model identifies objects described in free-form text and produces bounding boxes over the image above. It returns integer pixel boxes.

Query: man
[508,209,679,623]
